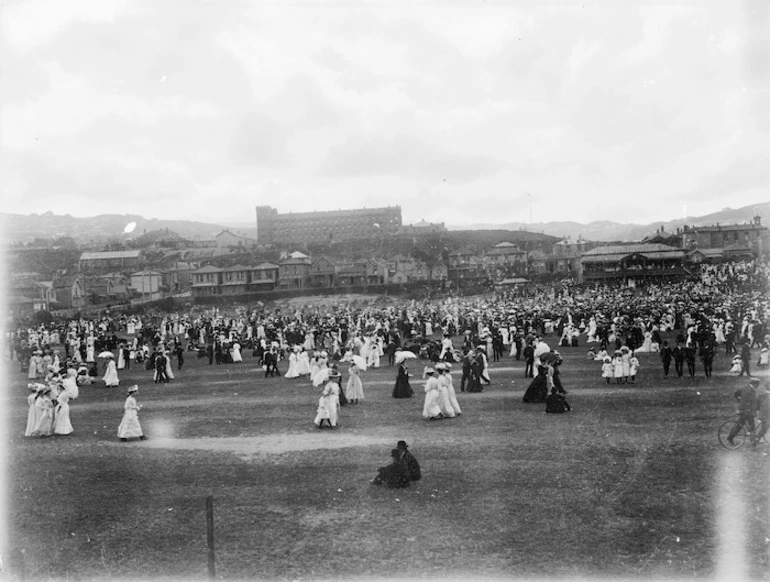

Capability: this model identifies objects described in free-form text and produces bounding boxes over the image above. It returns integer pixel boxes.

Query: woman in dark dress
[466,355,483,392]
[392,362,414,398]
[550,354,567,394]
[523,364,550,403]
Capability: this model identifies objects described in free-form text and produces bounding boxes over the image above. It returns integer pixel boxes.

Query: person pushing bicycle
[727,377,759,446]
[752,381,769,449]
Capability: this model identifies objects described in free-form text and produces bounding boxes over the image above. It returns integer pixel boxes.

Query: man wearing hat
[371,448,410,489]
[728,377,760,445]
[397,441,421,481]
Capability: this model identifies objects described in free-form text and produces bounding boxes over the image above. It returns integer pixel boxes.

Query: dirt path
[129,432,402,461]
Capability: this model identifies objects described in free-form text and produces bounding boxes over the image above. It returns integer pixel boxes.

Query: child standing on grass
[629,353,640,384]
[344,363,364,404]
[601,357,613,384]
[612,351,624,384]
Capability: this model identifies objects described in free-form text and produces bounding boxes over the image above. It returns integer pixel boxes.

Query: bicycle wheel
[718,419,748,450]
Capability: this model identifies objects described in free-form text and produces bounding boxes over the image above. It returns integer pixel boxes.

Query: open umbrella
[351,355,367,370]
[394,351,417,365]
[540,352,560,364]
[97,351,114,358]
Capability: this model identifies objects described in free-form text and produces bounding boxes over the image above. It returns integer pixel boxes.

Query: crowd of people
[10,259,770,474]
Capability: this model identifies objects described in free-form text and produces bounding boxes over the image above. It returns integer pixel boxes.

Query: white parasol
[97,351,115,358]
[394,351,417,365]
[351,355,367,370]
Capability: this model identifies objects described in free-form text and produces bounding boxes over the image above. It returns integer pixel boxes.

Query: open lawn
[5,337,770,581]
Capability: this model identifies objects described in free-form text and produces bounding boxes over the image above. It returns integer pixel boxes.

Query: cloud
[320,134,507,183]
[228,112,291,167]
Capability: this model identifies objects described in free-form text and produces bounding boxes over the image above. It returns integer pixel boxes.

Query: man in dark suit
[371,449,410,489]
[660,341,672,376]
[523,341,535,378]
[739,340,752,376]
[154,351,169,384]
[264,348,279,377]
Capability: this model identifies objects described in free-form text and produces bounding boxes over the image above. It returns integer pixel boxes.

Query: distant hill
[2,202,767,245]
[0,212,238,245]
[448,202,770,242]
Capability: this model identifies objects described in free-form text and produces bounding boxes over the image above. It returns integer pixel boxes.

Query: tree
[32,310,55,326]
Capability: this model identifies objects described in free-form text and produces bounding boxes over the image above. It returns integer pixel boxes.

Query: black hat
[397,440,408,449]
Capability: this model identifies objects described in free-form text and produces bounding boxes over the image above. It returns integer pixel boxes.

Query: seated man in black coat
[397,440,421,481]
[371,449,410,489]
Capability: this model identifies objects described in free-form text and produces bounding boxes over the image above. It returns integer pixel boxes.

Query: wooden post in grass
[206,495,215,580]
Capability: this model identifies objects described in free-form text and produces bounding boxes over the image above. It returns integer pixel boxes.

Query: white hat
[127,385,139,394]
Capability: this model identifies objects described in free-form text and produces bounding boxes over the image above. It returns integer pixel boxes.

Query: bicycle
[718,415,767,450]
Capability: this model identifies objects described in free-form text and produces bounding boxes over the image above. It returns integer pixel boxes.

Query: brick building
[255,205,402,244]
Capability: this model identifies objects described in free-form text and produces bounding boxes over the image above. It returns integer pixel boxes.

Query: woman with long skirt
[392,361,414,398]
[54,390,74,436]
[30,388,54,437]
[25,385,41,436]
[118,385,145,441]
[103,356,120,387]
[522,364,550,403]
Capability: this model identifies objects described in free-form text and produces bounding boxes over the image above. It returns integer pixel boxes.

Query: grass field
[5,335,770,581]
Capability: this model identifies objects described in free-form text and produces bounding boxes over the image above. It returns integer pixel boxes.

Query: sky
[1,0,769,228]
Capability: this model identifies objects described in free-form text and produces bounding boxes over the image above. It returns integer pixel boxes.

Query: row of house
[190,252,450,297]
[9,217,767,316]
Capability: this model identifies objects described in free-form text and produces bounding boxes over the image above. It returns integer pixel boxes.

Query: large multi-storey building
[680,215,766,258]
[255,205,402,244]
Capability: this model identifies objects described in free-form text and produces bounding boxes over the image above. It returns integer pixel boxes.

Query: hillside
[0,212,231,245]
[2,202,767,246]
[448,202,770,241]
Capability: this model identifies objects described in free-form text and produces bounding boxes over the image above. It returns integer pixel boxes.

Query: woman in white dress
[314,373,341,428]
[117,345,127,370]
[54,390,74,435]
[103,356,120,387]
[438,363,462,415]
[366,338,381,368]
[86,336,95,363]
[309,352,321,383]
[63,368,79,399]
[714,321,726,345]
[30,388,54,437]
[344,364,364,404]
[25,385,42,437]
[230,341,243,363]
[284,348,300,378]
[117,385,145,441]
[422,368,443,420]
[297,349,311,376]
[434,363,456,418]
